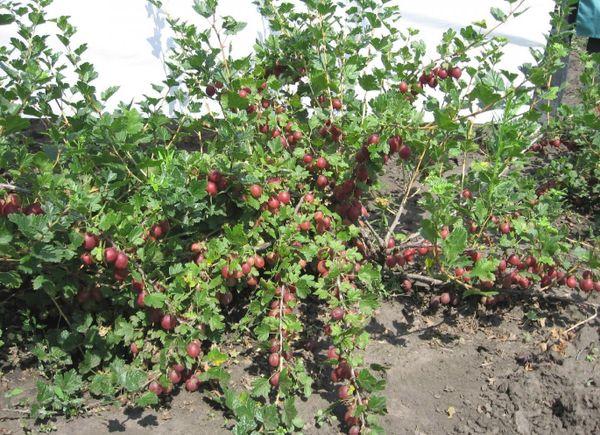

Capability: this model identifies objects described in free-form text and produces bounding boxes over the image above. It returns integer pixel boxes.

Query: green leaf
[359,74,379,91]
[192,0,217,17]
[0,115,29,134]
[259,404,280,431]
[367,394,387,414]
[357,369,385,393]
[310,72,328,95]
[0,14,15,25]
[442,226,467,264]
[89,373,114,397]
[122,368,146,392]
[136,391,159,406]
[79,352,101,375]
[222,16,247,35]
[490,7,507,21]
[420,219,436,242]
[0,271,22,288]
[4,387,23,398]
[250,377,270,399]
[101,86,120,101]
[143,293,167,308]
[469,259,498,283]
[204,348,228,365]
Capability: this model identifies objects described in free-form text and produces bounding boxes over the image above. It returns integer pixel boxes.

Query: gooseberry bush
[0,0,598,433]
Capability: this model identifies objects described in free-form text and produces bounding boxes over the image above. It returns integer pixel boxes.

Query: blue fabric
[576,0,600,38]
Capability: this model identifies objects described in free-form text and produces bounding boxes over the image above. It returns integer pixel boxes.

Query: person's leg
[586,37,600,53]
[549,1,579,112]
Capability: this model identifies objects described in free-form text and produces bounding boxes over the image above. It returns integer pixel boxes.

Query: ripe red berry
[268,197,280,210]
[399,81,409,93]
[498,260,507,272]
[579,278,593,292]
[316,157,328,169]
[499,222,511,234]
[508,254,521,267]
[385,255,396,268]
[278,191,291,204]
[367,133,380,145]
[440,226,450,239]
[327,346,339,360]
[241,262,252,275]
[338,385,350,400]
[136,291,146,307]
[270,372,280,387]
[81,252,93,266]
[440,292,451,305]
[450,66,462,79]
[331,307,345,321]
[161,315,177,331]
[83,233,99,250]
[187,341,201,358]
[317,175,329,188]
[249,184,263,198]
[254,255,265,269]
[332,98,342,110]
[148,381,163,395]
[206,85,216,97]
[565,275,578,288]
[398,145,411,160]
[130,342,139,355]
[151,224,164,239]
[206,181,218,196]
[268,352,280,368]
[185,376,200,392]
[114,252,128,270]
[299,221,311,231]
[104,247,118,263]
[168,369,182,384]
[437,68,448,79]
[348,425,361,435]
[303,154,313,164]
[238,88,249,98]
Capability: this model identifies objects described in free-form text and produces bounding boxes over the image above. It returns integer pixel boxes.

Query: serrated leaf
[251,377,270,399]
[136,391,159,406]
[143,293,166,308]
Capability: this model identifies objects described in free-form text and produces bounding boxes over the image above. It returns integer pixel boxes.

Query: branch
[404,273,444,286]
[384,143,429,244]
[564,306,598,334]
[0,183,30,193]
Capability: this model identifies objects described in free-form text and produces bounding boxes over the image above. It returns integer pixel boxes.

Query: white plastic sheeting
[0,0,555,114]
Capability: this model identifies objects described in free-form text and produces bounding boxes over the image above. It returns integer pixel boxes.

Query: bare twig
[293,195,305,214]
[564,306,598,334]
[384,143,429,245]
[404,273,444,286]
[363,219,384,249]
[0,183,30,193]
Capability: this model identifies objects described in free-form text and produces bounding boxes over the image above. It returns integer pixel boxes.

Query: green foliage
[0,0,598,433]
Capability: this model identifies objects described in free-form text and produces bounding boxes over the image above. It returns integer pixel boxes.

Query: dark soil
[1,294,599,434]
